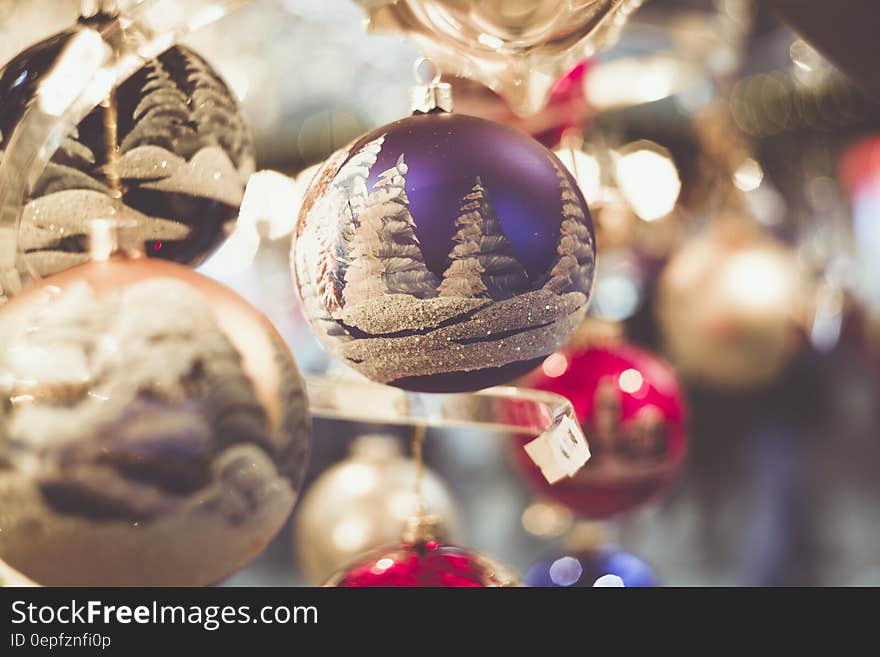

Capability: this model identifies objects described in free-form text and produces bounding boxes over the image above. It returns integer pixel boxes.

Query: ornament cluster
[4,0,829,590]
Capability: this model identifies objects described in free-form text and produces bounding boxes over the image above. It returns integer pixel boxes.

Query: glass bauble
[514,342,688,518]
[325,539,519,587]
[656,219,809,389]
[525,546,657,587]
[356,0,640,116]
[0,28,255,280]
[293,112,595,393]
[0,256,308,586]
[293,434,461,585]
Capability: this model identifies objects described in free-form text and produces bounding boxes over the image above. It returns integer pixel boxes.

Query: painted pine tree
[438,180,488,298]
[119,56,198,157]
[294,232,349,338]
[374,156,440,299]
[475,180,530,299]
[314,136,384,314]
[343,156,439,305]
[294,150,350,326]
[52,126,97,179]
[20,122,106,198]
[439,177,528,300]
[332,136,384,218]
[341,180,388,307]
[180,47,253,170]
[544,159,595,294]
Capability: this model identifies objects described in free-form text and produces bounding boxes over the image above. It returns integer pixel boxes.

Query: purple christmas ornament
[293,113,595,392]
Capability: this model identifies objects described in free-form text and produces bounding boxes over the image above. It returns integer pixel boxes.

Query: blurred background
[3,0,879,586]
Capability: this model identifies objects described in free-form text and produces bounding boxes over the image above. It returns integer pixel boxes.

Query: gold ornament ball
[656,218,811,389]
[293,434,461,586]
[0,254,309,586]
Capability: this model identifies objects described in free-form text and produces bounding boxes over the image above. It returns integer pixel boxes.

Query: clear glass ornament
[0,0,256,301]
[355,0,643,116]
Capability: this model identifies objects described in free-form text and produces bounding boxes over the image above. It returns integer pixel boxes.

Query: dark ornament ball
[293,112,596,392]
[0,27,255,279]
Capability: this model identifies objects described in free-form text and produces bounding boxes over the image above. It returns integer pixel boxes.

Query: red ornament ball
[513,342,688,518]
[325,540,520,588]
[838,135,880,195]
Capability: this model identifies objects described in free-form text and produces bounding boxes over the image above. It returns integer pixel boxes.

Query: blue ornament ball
[292,112,595,392]
[525,547,658,587]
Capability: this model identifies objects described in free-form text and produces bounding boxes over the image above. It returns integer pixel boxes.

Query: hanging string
[100,94,122,200]
[561,128,584,186]
[410,423,427,519]
[88,0,122,202]
[402,423,445,545]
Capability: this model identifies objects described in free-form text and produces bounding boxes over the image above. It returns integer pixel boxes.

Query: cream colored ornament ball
[293,434,461,585]
[0,254,309,586]
[656,218,811,389]
[0,557,37,587]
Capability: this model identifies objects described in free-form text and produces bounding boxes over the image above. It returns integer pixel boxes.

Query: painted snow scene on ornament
[294,113,595,392]
[0,34,254,281]
[0,270,308,586]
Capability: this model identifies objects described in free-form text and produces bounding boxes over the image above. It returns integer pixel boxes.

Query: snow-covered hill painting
[0,275,307,585]
[294,116,595,392]
[0,37,254,282]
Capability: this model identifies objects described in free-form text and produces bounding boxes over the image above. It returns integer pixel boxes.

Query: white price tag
[523,415,591,484]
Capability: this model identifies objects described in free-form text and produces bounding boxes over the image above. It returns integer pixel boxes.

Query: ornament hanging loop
[409,57,453,114]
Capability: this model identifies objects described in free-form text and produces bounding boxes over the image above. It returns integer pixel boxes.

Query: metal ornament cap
[409,57,454,114]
